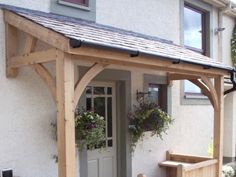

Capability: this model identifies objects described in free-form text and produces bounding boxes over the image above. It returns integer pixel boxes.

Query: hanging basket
[128,101,173,152]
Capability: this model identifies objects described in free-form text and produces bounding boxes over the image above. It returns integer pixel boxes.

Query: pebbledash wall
[0,1,235,177]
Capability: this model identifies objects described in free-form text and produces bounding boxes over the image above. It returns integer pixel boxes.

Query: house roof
[0,4,235,73]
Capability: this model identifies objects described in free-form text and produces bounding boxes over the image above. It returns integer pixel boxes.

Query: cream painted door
[86,82,117,177]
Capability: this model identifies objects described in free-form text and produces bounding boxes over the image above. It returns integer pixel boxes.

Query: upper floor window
[59,0,89,7]
[184,4,206,55]
[183,3,210,98]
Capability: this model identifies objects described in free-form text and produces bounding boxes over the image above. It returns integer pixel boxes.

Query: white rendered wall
[224,92,236,157]
[0,10,57,177]
[96,0,180,44]
[0,0,50,12]
[222,15,236,157]
[96,1,219,177]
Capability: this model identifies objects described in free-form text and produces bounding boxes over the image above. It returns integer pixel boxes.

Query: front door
[85,82,117,177]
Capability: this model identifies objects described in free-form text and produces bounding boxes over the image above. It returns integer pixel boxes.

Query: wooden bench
[158,151,218,177]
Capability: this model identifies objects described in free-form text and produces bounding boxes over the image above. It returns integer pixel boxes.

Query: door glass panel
[107,97,113,138]
[94,87,105,95]
[86,86,114,149]
[86,98,92,111]
[86,86,92,94]
[108,140,113,147]
[94,97,105,117]
[107,87,112,95]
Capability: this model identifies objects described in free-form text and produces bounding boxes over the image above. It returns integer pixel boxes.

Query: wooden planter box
[159,151,218,177]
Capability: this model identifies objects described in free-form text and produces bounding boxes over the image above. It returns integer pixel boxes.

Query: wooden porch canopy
[1,4,236,177]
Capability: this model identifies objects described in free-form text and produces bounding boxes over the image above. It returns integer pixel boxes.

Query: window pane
[94,97,105,117]
[107,97,112,138]
[61,0,86,5]
[107,87,112,95]
[184,6,203,50]
[86,98,92,111]
[108,140,113,147]
[148,84,160,105]
[86,86,92,94]
[184,80,201,93]
[94,87,105,95]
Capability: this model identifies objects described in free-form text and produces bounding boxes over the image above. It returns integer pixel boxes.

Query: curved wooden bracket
[189,76,219,109]
[74,63,108,108]
[32,64,56,103]
[201,76,219,109]
[189,79,214,106]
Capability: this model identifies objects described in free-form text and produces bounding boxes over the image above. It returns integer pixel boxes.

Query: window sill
[181,93,210,105]
[184,93,208,100]
[58,0,90,11]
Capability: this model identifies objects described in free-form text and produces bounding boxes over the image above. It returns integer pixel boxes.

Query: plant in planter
[75,109,106,150]
[128,101,173,152]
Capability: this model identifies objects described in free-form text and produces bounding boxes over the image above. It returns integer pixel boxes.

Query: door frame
[78,67,132,177]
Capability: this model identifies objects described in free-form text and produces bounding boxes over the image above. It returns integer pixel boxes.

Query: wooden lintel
[5,23,18,77]
[69,47,228,77]
[74,63,108,108]
[4,10,69,52]
[189,79,214,106]
[10,48,58,68]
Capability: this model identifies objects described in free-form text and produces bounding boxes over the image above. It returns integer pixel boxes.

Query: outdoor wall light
[215,27,226,34]
[136,90,150,102]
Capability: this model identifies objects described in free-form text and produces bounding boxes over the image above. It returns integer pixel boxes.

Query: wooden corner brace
[22,35,57,103]
[189,76,219,109]
[74,63,109,108]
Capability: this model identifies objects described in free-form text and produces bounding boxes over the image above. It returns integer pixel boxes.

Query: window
[148,84,165,110]
[184,4,206,54]
[183,3,208,96]
[59,0,89,7]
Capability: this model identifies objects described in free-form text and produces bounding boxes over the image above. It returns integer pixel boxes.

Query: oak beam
[213,76,224,177]
[56,53,76,177]
[168,73,201,81]
[70,47,228,77]
[10,48,58,68]
[5,23,18,77]
[74,63,108,108]
[4,10,69,51]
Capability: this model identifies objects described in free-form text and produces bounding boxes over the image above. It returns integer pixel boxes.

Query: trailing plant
[128,101,173,152]
[231,25,236,67]
[222,165,235,177]
[74,109,106,150]
[52,108,106,153]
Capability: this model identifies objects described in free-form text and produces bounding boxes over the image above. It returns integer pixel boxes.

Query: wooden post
[213,76,224,177]
[56,53,76,177]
